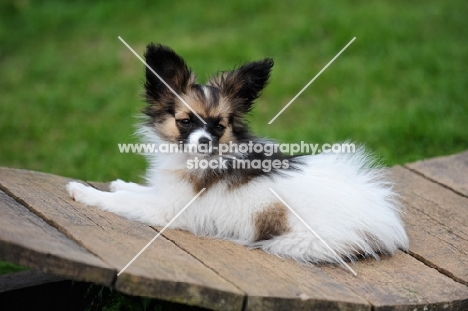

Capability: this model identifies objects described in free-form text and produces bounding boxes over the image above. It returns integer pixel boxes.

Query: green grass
[0,0,467,309]
[0,261,28,275]
[1,0,467,183]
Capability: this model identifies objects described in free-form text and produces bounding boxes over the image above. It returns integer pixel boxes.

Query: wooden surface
[0,151,467,310]
[406,150,468,197]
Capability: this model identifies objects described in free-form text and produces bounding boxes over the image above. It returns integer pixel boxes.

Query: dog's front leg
[66,181,168,226]
[109,179,151,193]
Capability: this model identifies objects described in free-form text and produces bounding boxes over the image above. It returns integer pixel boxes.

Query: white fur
[67,126,409,264]
[202,85,211,101]
[188,128,212,145]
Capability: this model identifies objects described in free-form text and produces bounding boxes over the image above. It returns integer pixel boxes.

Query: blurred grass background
[1,0,467,183]
[0,0,467,309]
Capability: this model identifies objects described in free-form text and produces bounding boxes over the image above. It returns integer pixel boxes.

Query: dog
[67,43,408,264]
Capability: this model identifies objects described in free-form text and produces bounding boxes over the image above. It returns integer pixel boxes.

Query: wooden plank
[0,270,65,293]
[321,251,468,310]
[89,181,369,310]
[159,228,370,311]
[0,190,114,286]
[406,150,468,197]
[0,168,244,310]
[391,166,468,285]
[2,162,467,310]
[85,182,245,311]
[89,165,468,310]
[296,165,468,310]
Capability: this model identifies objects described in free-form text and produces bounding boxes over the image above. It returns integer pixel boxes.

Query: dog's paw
[109,179,126,192]
[66,181,100,206]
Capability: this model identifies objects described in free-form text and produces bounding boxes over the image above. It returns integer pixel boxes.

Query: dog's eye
[178,119,191,126]
[215,124,225,131]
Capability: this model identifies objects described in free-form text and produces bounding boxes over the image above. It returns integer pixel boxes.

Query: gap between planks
[1,168,466,311]
[396,166,468,287]
[88,167,465,309]
[86,181,248,297]
[0,168,245,310]
[404,165,468,199]
[0,182,119,287]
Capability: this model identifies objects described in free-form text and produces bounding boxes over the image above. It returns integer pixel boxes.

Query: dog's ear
[144,43,194,103]
[210,58,274,114]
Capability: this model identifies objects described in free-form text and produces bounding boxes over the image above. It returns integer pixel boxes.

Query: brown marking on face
[179,89,233,120]
[176,90,236,142]
[218,126,236,144]
[208,96,235,143]
[179,93,209,118]
[217,117,228,128]
[207,96,232,117]
[153,115,179,142]
[254,202,290,241]
[174,111,190,120]
[154,96,208,143]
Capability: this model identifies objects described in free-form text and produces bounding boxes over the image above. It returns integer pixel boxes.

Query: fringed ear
[209,58,274,114]
[143,44,195,117]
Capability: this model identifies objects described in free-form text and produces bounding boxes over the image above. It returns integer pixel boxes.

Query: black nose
[199,137,211,144]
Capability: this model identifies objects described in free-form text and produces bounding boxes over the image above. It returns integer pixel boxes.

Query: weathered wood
[406,150,468,197]
[89,181,369,310]
[88,169,468,310]
[391,166,468,285]
[0,168,244,311]
[0,270,65,293]
[159,228,370,311]
[0,189,114,286]
[1,155,468,310]
[321,251,468,310]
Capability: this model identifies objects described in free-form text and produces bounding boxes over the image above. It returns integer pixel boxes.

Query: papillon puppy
[67,43,408,263]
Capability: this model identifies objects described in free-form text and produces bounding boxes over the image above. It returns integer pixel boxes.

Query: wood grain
[0,189,114,285]
[88,168,468,310]
[321,251,468,310]
[1,161,468,310]
[391,166,468,285]
[90,181,369,310]
[160,228,370,311]
[406,150,468,197]
[0,168,243,310]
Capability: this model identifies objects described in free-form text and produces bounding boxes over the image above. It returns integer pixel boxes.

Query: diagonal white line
[117,188,206,276]
[118,36,206,125]
[268,37,356,124]
[268,188,357,276]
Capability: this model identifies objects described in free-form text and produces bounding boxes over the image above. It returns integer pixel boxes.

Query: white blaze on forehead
[189,128,212,145]
[202,85,211,101]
